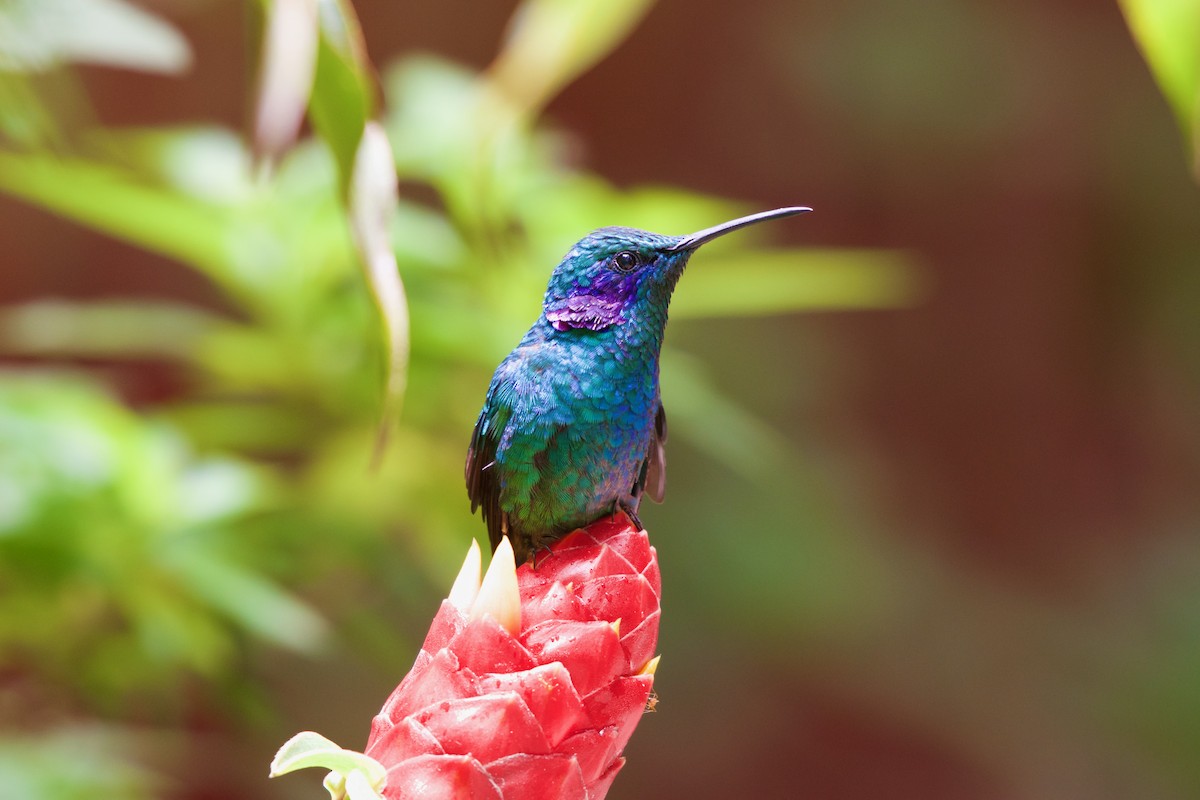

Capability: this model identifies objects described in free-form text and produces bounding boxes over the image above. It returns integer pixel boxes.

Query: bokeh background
[2,1,1199,798]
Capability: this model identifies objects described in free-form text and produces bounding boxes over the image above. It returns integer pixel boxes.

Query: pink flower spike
[270,515,661,800]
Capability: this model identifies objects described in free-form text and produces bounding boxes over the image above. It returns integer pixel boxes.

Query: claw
[615,498,643,530]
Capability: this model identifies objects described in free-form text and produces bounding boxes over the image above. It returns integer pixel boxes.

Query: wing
[640,402,667,504]
[465,391,508,552]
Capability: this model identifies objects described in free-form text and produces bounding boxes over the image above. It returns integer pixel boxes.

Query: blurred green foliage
[0,374,324,701]
[0,726,157,800]
[0,0,909,795]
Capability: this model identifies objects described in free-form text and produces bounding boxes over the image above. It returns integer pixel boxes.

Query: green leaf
[487,0,656,114]
[670,248,921,319]
[1120,0,1200,177]
[309,0,375,193]
[272,731,343,773]
[0,139,348,309]
[270,731,385,790]
[0,0,191,73]
[87,126,257,203]
[0,299,222,359]
[0,150,234,279]
[162,546,330,654]
[660,351,791,476]
[0,71,63,147]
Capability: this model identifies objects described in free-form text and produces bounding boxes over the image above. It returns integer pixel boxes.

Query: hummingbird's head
[541,207,810,333]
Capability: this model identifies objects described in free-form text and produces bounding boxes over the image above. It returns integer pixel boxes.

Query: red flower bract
[365,515,661,800]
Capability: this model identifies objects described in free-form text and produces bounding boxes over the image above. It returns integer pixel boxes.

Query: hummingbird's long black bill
[668,206,812,252]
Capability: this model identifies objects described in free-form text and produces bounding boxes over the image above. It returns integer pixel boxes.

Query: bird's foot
[613,499,643,530]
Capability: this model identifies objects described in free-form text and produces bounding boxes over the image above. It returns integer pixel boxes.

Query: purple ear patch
[546,294,626,332]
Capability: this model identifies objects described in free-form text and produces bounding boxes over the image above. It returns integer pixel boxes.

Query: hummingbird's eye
[612,251,640,272]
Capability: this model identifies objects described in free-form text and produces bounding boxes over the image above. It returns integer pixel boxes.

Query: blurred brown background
[3,1,1199,798]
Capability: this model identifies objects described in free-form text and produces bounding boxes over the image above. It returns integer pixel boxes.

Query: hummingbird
[466,207,810,563]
